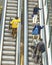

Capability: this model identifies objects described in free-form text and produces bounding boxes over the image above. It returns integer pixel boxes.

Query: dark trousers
[12,28,17,38]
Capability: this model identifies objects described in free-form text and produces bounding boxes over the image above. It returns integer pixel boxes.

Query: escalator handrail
[46,0,49,25]
[0,0,7,65]
[16,0,22,65]
[24,0,28,65]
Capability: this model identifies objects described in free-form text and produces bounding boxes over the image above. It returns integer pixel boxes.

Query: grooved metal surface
[27,0,40,65]
[1,0,18,65]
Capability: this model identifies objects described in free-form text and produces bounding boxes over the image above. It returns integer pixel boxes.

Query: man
[37,39,45,53]
[10,16,21,38]
[32,39,45,64]
[36,39,45,65]
[32,5,42,24]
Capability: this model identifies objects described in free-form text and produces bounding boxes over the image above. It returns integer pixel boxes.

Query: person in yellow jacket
[10,16,21,38]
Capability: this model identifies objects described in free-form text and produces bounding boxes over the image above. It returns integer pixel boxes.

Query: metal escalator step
[28,52,32,56]
[4,29,12,33]
[6,11,17,14]
[3,46,15,51]
[2,60,15,65]
[49,13,52,16]
[49,9,52,13]
[28,15,32,18]
[28,19,32,22]
[6,9,17,13]
[28,62,35,65]
[28,57,33,61]
[28,5,36,8]
[1,0,18,65]
[4,37,16,42]
[28,27,33,30]
[28,26,33,29]
[6,13,17,17]
[5,15,12,19]
[28,22,33,25]
[7,4,17,7]
[28,0,38,2]
[4,24,9,28]
[8,0,18,4]
[49,16,52,18]
[29,38,32,41]
[28,8,33,11]
[28,34,33,36]
[7,6,17,10]
[5,17,14,21]
[28,29,32,32]
[4,33,12,37]
[28,0,40,65]
[2,55,15,61]
[28,42,34,45]
[3,50,15,56]
[29,62,40,65]
[28,47,32,51]
[28,35,33,39]
[4,41,15,46]
[28,7,33,12]
[28,2,37,5]
[28,12,33,15]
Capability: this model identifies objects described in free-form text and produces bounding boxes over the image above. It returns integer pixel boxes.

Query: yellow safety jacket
[10,18,21,28]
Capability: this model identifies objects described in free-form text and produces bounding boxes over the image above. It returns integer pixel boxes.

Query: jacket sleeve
[18,19,21,23]
[33,26,36,31]
[38,8,41,10]
[40,26,44,29]
[10,20,13,24]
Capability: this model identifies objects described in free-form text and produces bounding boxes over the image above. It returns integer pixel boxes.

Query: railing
[48,26,52,47]
[0,0,7,65]
[16,0,22,65]
[46,0,49,25]
[24,0,28,65]
[46,0,51,47]
[39,0,49,65]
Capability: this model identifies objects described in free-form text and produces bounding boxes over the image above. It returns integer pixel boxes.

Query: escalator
[27,0,40,65]
[0,0,18,65]
[47,0,52,26]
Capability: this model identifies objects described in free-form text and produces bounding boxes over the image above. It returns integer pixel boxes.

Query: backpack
[37,43,45,53]
[40,44,45,53]
[32,26,38,35]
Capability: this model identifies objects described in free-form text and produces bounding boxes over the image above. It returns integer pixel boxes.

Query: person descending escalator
[32,22,44,41]
[35,39,45,65]
[10,16,21,38]
[31,39,45,65]
[32,4,42,24]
